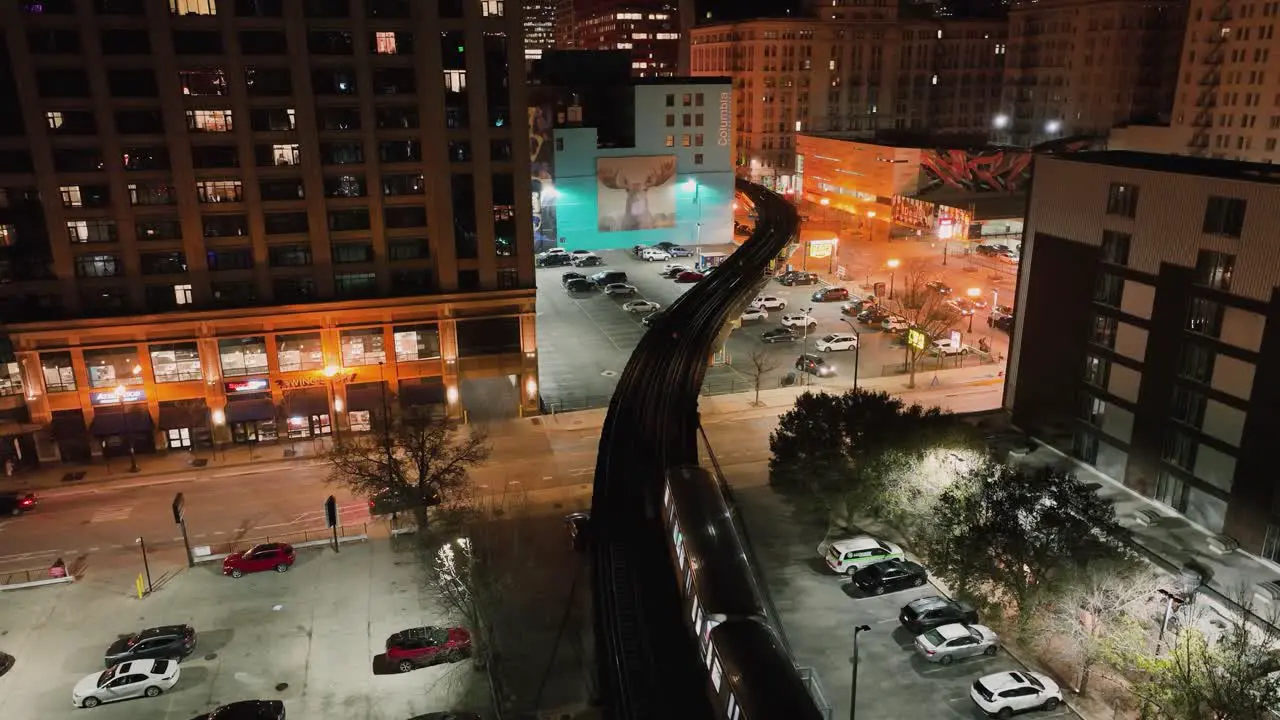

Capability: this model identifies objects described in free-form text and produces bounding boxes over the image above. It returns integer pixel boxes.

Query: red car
[222,542,295,578]
[675,271,705,283]
[385,626,472,672]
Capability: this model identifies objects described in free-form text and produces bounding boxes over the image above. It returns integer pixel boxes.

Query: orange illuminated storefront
[4,293,538,464]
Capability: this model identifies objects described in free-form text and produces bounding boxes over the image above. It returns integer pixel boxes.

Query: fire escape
[1189,1,1231,155]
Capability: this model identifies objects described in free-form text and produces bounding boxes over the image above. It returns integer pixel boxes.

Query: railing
[193,522,367,557]
[1,567,54,585]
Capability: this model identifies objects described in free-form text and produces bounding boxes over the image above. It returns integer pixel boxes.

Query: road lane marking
[89,506,133,523]
[0,549,59,563]
[213,531,226,535]
[88,546,100,551]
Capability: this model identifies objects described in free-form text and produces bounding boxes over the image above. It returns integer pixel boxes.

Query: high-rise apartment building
[1008,151,1280,562]
[523,0,556,61]
[995,0,1186,147]
[0,0,538,467]
[566,0,689,77]
[690,8,1007,189]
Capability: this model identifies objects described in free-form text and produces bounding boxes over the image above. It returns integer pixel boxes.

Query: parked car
[187,700,286,720]
[565,512,591,552]
[668,246,694,257]
[812,287,850,302]
[386,626,473,673]
[947,298,976,316]
[857,307,889,324]
[565,278,595,293]
[970,671,1063,718]
[852,558,929,595]
[926,280,952,295]
[761,327,799,344]
[915,623,999,665]
[975,244,1010,257]
[740,307,768,322]
[795,353,836,377]
[661,262,689,274]
[590,271,628,286]
[882,317,910,333]
[778,271,819,286]
[569,249,592,256]
[674,271,704,283]
[104,625,197,667]
[536,253,572,268]
[989,304,1014,322]
[222,542,295,578]
[560,272,586,288]
[0,492,36,515]
[815,333,858,352]
[603,283,637,296]
[640,248,671,261]
[660,266,690,279]
[538,248,568,258]
[840,300,871,316]
[992,315,1014,333]
[822,535,904,576]
[780,313,817,330]
[752,295,787,311]
[0,651,13,677]
[572,254,603,267]
[73,659,180,708]
[623,300,660,314]
[932,338,969,356]
[640,309,668,327]
[998,252,1020,265]
[899,596,979,634]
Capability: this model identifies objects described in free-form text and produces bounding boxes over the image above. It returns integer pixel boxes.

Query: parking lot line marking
[874,618,899,624]
[947,696,971,703]
[171,537,184,542]
[213,531,226,535]
[88,546,100,551]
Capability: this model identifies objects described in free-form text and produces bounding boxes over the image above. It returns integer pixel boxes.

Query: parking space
[0,540,483,720]
[730,485,1079,720]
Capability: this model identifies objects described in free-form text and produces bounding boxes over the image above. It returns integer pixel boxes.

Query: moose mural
[596,155,678,232]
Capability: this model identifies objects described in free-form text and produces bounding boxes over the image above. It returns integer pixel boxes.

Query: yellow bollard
[135,573,145,599]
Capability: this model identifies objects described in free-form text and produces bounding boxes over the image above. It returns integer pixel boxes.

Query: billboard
[596,155,677,232]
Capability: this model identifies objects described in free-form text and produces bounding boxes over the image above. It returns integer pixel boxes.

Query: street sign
[907,328,927,351]
[324,495,338,529]
[172,492,185,524]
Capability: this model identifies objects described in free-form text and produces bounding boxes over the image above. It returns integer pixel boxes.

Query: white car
[623,300,660,314]
[72,659,180,708]
[740,307,769,322]
[815,333,858,352]
[780,313,817,330]
[661,263,691,274]
[752,295,787,311]
[821,535,905,575]
[604,283,637,296]
[538,248,567,257]
[640,249,671,261]
[915,623,999,664]
[570,249,592,256]
[668,246,694,257]
[970,671,1063,717]
[933,338,969,356]
[882,317,910,333]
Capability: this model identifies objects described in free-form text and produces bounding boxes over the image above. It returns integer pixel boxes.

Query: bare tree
[884,258,960,388]
[746,348,778,406]
[1032,561,1164,696]
[324,409,490,532]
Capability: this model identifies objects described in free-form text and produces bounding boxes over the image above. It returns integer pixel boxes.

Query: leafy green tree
[918,462,1132,620]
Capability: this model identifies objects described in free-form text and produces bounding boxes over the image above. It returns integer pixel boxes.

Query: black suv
[590,271,628,286]
[104,625,197,667]
[561,272,586,288]
[536,254,572,268]
[778,271,819,286]
[188,700,285,720]
[0,492,36,515]
[899,595,979,634]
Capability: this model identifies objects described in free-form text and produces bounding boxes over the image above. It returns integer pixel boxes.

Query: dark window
[456,317,521,356]
[375,106,418,129]
[115,110,165,135]
[313,68,357,95]
[37,70,89,97]
[333,242,373,263]
[67,219,117,243]
[173,31,224,55]
[202,214,248,237]
[308,31,354,54]
[452,173,477,258]
[438,0,464,17]
[1089,313,1117,348]
[382,173,424,196]
[127,182,178,205]
[448,141,472,162]
[372,68,415,95]
[53,149,104,172]
[28,29,81,54]
[79,287,129,316]
[1177,342,1214,383]
[497,268,519,289]
[144,285,181,312]
[245,67,293,96]
[240,31,288,54]
[211,282,257,307]
[179,69,228,96]
[136,218,182,241]
[391,269,432,294]
[190,146,241,169]
[269,244,312,266]
[388,238,428,260]
[458,270,481,292]
[379,140,421,163]
[328,209,370,231]
[100,29,151,54]
[321,142,364,165]
[483,33,509,128]
[62,184,112,208]
[0,151,33,174]
[249,108,295,131]
[490,139,513,161]
[1194,250,1235,291]
[368,0,409,16]
[207,249,254,271]
[1071,429,1099,464]
[1170,385,1207,427]
[318,107,361,131]
[48,110,98,134]
[1100,230,1130,266]
[384,206,426,229]
[304,0,350,18]
[121,147,170,171]
[324,175,366,198]
[235,0,283,16]
[1203,196,1246,238]
[96,0,148,12]
[140,251,187,275]
[75,254,122,278]
[441,31,466,70]
[334,272,377,298]
[1161,430,1197,471]
[1105,183,1139,218]
[1186,297,1223,337]
[264,212,308,234]
[273,277,316,302]
[1079,393,1104,426]
[1083,354,1111,387]
[108,70,159,97]
[493,173,515,257]
[259,180,305,201]
[1093,272,1123,306]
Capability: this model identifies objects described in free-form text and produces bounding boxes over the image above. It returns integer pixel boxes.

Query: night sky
[695,0,803,23]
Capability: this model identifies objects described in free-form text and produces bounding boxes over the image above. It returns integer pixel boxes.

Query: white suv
[752,295,787,310]
[640,248,671,262]
[970,671,1062,718]
[815,333,858,352]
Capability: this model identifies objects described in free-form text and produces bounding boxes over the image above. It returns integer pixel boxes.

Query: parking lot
[0,539,484,720]
[731,485,1079,720]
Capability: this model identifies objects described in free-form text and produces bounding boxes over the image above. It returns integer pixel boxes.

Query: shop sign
[225,378,270,394]
[90,388,147,405]
[718,92,731,146]
[274,373,355,390]
[808,239,837,259]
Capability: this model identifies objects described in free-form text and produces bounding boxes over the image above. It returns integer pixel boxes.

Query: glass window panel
[83,346,144,388]
[392,325,441,362]
[340,328,386,367]
[40,351,77,393]
[218,336,269,377]
[276,332,324,372]
[150,342,202,383]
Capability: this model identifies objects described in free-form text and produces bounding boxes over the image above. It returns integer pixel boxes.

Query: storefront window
[218,337,269,377]
[150,342,203,383]
[41,352,76,393]
[0,362,21,397]
[393,324,441,362]
[340,328,386,367]
[348,410,371,432]
[83,346,144,388]
[277,332,324,372]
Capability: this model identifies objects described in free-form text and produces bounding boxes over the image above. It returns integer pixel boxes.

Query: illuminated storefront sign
[718,92,731,146]
[90,389,147,405]
[808,239,837,259]
[225,378,270,394]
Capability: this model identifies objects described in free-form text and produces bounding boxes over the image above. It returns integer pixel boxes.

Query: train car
[708,619,826,720]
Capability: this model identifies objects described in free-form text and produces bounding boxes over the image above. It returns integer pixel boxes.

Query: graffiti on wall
[528,104,557,247]
[918,149,1034,193]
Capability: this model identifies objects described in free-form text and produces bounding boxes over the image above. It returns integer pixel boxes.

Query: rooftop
[1053,151,1280,186]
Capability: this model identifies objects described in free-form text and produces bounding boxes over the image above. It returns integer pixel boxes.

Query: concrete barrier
[0,575,75,592]
[192,533,369,564]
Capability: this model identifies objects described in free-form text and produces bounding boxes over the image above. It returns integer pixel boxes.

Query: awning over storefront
[0,421,43,438]
[51,411,88,440]
[283,389,328,417]
[89,408,154,436]
[225,397,276,423]
[158,402,208,430]
[345,383,388,413]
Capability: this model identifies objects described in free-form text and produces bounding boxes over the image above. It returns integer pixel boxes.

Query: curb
[0,575,75,592]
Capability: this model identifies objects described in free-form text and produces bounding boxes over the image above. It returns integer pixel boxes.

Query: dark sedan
[857,307,889,324]
[536,254,573,267]
[188,700,286,720]
[674,271,705,283]
[0,492,36,515]
[900,596,979,634]
[991,314,1014,333]
[795,353,837,377]
[104,625,197,667]
[761,327,799,343]
[560,272,586,288]
[852,559,928,596]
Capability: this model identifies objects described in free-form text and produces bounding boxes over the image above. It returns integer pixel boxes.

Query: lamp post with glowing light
[685,178,702,257]
[322,365,343,442]
[118,362,142,473]
[865,210,876,243]
[966,287,981,333]
[886,258,900,300]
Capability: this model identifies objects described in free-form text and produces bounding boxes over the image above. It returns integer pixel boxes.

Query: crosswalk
[89,506,132,523]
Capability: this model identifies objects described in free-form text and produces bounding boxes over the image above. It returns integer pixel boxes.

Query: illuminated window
[480,0,503,16]
[45,111,63,129]
[60,186,83,208]
[170,0,216,15]
[196,180,243,203]
[443,70,466,92]
[272,144,301,165]
[186,109,234,132]
[174,284,193,306]
[682,135,692,147]
[67,219,117,243]
[374,31,397,54]
[0,224,14,246]
[179,69,228,96]
[665,135,674,147]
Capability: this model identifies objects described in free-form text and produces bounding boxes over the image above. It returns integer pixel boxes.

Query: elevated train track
[591,181,822,719]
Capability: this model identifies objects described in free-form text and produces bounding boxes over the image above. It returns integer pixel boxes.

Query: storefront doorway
[285,413,331,438]
[157,401,212,452]
[89,406,156,459]
[225,392,278,444]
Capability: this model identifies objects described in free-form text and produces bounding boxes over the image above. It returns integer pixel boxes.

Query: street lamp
[322,365,342,442]
[886,258,900,300]
[850,624,871,720]
[993,113,1009,130]
[800,307,813,385]
[864,210,876,243]
[135,536,153,595]
[840,319,861,391]
[966,287,981,333]
[685,178,702,255]
[1154,588,1185,656]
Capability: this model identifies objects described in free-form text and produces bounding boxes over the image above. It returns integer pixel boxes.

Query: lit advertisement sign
[225,378,270,394]
[808,239,836,259]
[595,156,676,232]
[90,389,147,406]
[718,92,731,146]
[907,329,927,351]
